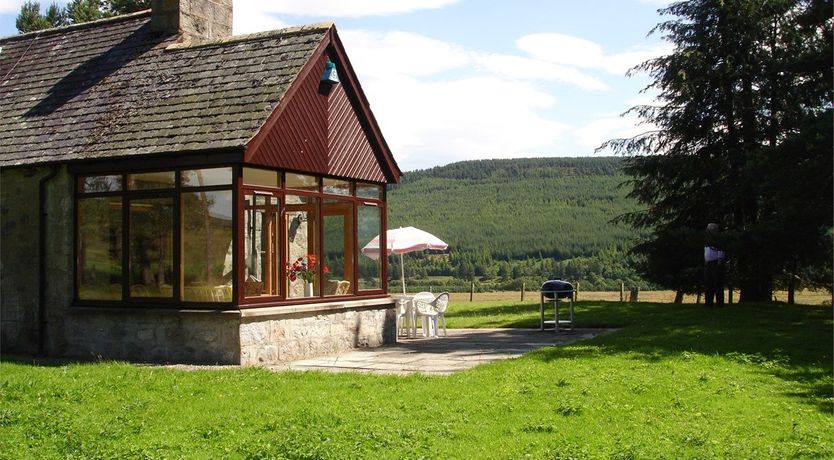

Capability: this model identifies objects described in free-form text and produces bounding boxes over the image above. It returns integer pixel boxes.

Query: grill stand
[539,290,575,332]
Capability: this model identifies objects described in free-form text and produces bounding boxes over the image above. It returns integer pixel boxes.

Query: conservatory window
[357,204,382,291]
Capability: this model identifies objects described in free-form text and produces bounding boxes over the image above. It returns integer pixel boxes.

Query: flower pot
[305,282,314,297]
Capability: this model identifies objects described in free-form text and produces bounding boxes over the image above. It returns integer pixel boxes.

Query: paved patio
[278,328,614,375]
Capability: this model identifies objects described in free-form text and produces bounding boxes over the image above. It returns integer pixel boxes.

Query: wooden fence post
[629,287,639,303]
[521,282,525,301]
[470,282,474,302]
[574,281,579,302]
[620,283,625,302]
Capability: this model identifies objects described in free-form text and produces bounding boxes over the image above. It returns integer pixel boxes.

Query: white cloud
[228,7,661,168]
[342,29,611,91]
[341,30,469,78]
[342,31,571,169]
[367,75,570,169]
[244,0,460,18]
[517,33,605,69]
[476,53,610,91]
[574,112,657,152]
[0,0,24,14]
[234,0,461,34]
[516,33,672,75]
[233,2,289,35]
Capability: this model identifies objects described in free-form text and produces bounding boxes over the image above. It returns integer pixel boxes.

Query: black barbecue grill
[539,279,575,331]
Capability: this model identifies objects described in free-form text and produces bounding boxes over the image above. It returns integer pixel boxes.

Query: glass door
[243,192,281,299]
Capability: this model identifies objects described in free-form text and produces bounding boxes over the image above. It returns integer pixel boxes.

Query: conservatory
[75,168,388,307]
[0,3,401,364]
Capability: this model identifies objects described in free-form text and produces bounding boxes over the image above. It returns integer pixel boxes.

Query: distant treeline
[387,157,650,291]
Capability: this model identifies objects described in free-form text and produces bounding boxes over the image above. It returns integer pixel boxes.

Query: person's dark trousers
[704,261,725,307]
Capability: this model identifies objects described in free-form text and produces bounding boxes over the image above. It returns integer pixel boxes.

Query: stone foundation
[239,302,396,365]
[63,309,241,364]
[55,299,396,365]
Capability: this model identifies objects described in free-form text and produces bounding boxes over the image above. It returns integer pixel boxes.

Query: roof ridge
[165,21,335,50]
[0,9,152,43]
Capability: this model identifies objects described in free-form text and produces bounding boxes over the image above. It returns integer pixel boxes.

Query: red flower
[323,265,330,274]
[287,254,319,283]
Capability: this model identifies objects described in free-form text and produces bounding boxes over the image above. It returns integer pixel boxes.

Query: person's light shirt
[704,246,725,263]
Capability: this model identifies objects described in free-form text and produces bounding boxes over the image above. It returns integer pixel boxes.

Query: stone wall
[0,167,46,353]
[63,309,240,364]
[240,303,396,365]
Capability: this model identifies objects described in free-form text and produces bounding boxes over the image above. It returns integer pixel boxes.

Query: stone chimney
[151,0,233,40]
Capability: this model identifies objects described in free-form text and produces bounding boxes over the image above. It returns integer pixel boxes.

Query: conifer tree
[16,1,63,32]
[16,0,150,33]
[605,0,832,302]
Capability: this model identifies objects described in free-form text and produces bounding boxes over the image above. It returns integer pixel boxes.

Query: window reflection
[128,171,176,190]
[286,173,319,192]
[182,190,233,302]
[79,175,122,193]
[323,178,351,196]
[78,197,122,300]
[128,198,174,298]
[242,168,280,188]
[356,182,382,200]
[181,168,232,187]
[322,199,353,296]
[357,205,382,290]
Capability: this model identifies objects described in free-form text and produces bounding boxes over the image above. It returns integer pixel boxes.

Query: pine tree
[15,0,151,33]
[65,0,108,24]
[16,2,52,33]
[605,0,833,302]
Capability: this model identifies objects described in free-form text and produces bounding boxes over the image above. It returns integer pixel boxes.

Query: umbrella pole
[400,252,406,294]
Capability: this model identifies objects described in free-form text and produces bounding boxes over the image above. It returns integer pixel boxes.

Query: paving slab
[282,328,614,375]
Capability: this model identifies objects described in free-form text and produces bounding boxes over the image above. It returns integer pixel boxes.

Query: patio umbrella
[361,226,449,294]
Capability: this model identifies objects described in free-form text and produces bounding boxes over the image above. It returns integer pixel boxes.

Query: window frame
[237,169,388,308]
[73,165,388,309]
[74,167,237,309]
[239,185,285,304]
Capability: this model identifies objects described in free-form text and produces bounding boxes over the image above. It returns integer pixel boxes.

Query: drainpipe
[38,166,59,356]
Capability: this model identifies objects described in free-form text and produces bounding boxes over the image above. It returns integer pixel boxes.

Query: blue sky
[0,0,673,171]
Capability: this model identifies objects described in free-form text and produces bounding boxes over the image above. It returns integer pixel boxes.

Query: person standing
[704,223,726,307]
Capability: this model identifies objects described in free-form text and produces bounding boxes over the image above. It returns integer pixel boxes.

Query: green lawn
[1,301,832,459]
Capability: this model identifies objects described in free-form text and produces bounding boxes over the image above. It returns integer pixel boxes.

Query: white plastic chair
[432,292,450,336]
[412,291,438,337]
[396,298,413,337]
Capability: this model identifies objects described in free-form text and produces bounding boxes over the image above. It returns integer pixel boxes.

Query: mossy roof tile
[0,11,328,167]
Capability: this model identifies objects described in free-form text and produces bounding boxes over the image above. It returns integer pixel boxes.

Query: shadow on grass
[449,302,543,328]
[524,301,833,414]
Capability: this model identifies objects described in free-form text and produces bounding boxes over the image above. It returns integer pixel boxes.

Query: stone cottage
[0,0,402,364]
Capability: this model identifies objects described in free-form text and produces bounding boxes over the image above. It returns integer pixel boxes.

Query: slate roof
[0,11,330,168]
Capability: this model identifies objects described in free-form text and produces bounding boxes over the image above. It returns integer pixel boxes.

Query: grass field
[448,289,832,305]
[1,300,832,458]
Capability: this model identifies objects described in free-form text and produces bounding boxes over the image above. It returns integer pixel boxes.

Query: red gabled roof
[245,25,401,184]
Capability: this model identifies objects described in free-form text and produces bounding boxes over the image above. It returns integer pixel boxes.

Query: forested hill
[386,157,646,290]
